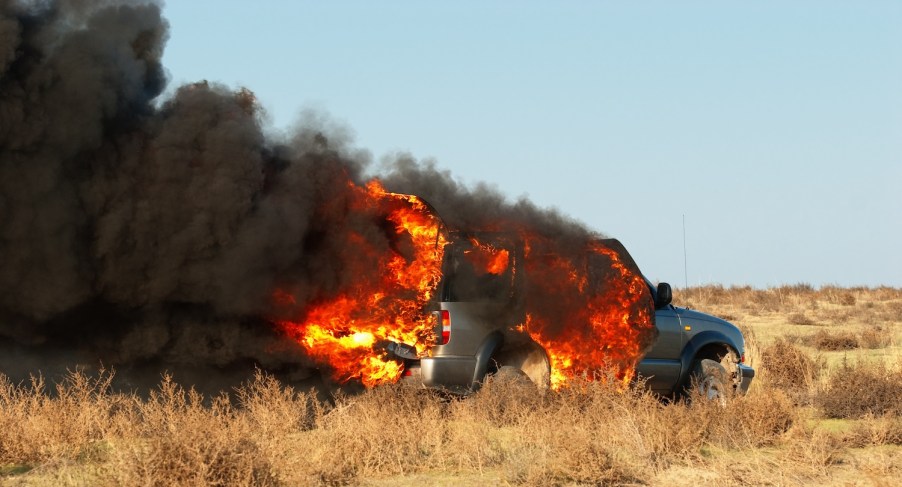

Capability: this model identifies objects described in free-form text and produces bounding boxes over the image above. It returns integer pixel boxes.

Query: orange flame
[464,238,510,275]
[274,181,654,390]
[516,238,655,389]
[276,180,446,387]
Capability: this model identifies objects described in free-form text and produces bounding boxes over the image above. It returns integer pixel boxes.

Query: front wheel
[691,359,729,404]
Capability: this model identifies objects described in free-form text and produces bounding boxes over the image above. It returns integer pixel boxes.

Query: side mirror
[655,282,673,308]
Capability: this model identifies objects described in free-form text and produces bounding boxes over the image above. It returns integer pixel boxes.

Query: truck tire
[691,359,729,404]
[491,365,534,386]
[490,341,551,390]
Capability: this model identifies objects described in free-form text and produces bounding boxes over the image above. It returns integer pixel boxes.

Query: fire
[515,238,655,389]
[464,239,510,275]
[274,180,654,391]
[276,180,447,387]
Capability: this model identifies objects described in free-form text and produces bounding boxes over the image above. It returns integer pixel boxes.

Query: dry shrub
[0,369,132,465]
[783,283,817,295]
[821,286,857,306]
[496,373,794,485]
[787,312,816,326]
[758,339,821,403]
[885,301,902,321]
[842,413,902,447]
[233,371,331,485]
[110,375,277,486]
[463,370,547,427]
[709,390,796,448]
[303,384,446,482]
[818,360,902,419]
[847,448,902,482]
[677,285,733,308]
[505,426,645,486]
[806,329,859,351]
[500,378,659,485]
[859,326,893,349]
[236,369,319,434]
[783,428,843,474]
[869,286,902,301]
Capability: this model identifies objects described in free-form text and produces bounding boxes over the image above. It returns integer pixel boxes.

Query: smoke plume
[0,0,650,392]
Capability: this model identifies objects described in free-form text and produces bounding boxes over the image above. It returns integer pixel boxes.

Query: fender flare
[470,331,504,391]
[676,330,740,391]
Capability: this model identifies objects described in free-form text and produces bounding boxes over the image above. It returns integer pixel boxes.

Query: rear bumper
[420,356,478,393]
[738,364,755,394]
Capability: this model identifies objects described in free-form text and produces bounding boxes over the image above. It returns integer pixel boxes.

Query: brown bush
[806,329,860,351]
[885,301,902,321]
[822,286,857,306]
[500,377,674,485]
[758,339,822,403]
[109,375,278,486]
[842,413,902,447]
[716,390,796,448]
[818,360,902,419]
[859,326,893,349]
[0,368,133,465]
[783,428,844,474]
[787,312,816,326]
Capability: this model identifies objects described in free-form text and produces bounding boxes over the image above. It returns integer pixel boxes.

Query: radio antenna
[682,214,688,289]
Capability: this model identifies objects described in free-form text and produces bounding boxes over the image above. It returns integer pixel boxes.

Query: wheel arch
[677,330,741,392]
[469,331,505,391]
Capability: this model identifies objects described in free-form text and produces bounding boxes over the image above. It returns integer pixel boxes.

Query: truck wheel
[491,366,533,386]
[691,359,729,404]
[490,341,551,390]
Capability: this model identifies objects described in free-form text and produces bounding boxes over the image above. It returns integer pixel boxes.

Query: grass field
[1,286,900,486]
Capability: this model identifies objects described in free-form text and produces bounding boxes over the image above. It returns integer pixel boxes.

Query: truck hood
[676,307,737,329]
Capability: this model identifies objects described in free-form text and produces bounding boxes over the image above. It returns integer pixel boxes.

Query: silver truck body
[405,237,755,397]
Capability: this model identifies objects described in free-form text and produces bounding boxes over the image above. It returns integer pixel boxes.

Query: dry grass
[2,286,901,486]
[758,338,823,404]
[818,359,902,419]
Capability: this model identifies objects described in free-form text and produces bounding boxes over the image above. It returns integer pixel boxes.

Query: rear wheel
[490,341,551,389]
[490,365,534,386]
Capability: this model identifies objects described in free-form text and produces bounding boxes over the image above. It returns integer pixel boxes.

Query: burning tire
[691,359,730,404]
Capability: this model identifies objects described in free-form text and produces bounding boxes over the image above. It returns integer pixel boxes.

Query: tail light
[440,309,450,345]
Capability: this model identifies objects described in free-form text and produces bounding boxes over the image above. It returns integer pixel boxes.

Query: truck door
[636,305,683,394]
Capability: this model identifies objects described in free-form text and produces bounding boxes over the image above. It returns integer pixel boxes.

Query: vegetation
[1,285,900,486]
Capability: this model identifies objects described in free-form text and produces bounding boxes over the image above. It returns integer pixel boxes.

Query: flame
[274,179,654,390]
[276,180,447,387]
[516,238,655,390]
[464,239,510,275]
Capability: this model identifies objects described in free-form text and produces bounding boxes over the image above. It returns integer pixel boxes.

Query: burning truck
[276,181,754,399]
[0,0,749,397]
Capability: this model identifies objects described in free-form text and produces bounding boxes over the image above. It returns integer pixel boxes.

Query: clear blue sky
[160,1,901,288]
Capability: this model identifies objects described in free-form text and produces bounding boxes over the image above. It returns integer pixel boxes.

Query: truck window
[440,237,516,302]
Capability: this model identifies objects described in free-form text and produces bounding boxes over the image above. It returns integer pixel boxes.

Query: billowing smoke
[1,0,651,392]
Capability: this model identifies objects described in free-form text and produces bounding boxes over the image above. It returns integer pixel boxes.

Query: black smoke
[1,0,643,392]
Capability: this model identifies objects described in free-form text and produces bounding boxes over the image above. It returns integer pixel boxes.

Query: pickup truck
[393,235,755,399]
